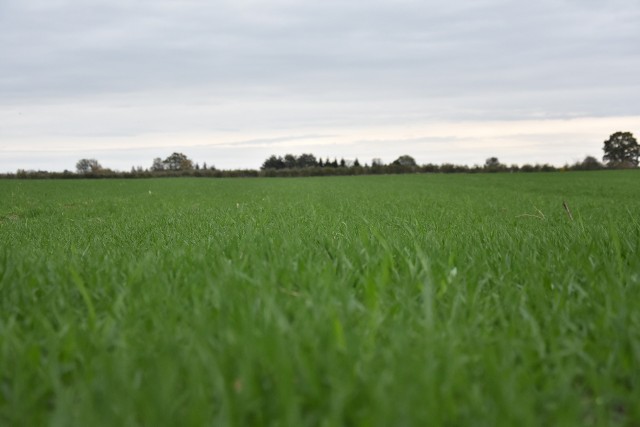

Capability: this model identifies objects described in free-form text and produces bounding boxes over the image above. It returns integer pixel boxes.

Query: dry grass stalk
[563,200,574,221]
[516,205,546,220]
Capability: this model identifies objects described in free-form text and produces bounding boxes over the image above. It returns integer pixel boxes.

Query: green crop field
[1,171,639,426]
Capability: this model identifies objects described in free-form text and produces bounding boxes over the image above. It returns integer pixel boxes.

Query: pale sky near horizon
[1,0,639,172]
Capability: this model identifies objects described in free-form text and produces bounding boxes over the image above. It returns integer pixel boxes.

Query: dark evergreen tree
[284,154,297,169]
[297,153,318,168]
[261,155,286,170]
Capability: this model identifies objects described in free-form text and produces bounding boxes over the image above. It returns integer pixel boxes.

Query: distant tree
[603,131,639,167]
[318,158,324,167]
[353,158,361,167]
[76,158,102,174]
[261,155,286,170]
[484,157,501,169]
[296,153,318,168]
[440,163,457,173]
[151,157,165,171]
[203,162,207,170]
[195,163,200,170]
[330,158,339,168]
[339,158,346,168]
[163,152,193,171]
[484,157,508,172]
[580,156,603,170]
[422,163,438,173]
[392,155,417,167]
[371,158,383,167]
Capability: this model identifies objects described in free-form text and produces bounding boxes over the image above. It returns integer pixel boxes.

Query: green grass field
[1,171,639,426]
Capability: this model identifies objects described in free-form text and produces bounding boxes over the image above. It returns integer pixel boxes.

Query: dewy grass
[1,171,639,426]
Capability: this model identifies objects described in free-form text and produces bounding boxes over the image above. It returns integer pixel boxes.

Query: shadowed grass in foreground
[1,171,639,426]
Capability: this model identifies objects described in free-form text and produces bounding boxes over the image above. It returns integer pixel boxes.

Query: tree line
[4,131,638,179]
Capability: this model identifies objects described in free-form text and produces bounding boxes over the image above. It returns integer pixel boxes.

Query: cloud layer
[1,0,639,171]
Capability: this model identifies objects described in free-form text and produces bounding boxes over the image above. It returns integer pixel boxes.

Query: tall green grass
[1,171,639,426]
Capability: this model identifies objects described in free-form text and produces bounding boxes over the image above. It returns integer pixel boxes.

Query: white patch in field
[447,267,458,284]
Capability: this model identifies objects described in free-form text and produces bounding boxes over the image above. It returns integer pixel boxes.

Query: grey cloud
[212,134,336,147]
[3,0,638,110]
[1,0,639,172]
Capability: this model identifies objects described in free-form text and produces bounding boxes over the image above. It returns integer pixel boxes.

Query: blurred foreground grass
[1,171,639,426]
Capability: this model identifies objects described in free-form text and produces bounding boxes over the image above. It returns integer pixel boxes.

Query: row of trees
[257,132,638,171]
[260,154,424,170]
[9,159,613,180]
[76,152,215,175]
[149,152,214,172]
[10,154,613,180]
[7,131,638,179]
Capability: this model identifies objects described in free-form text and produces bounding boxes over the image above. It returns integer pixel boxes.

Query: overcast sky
[1,0,639,172]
